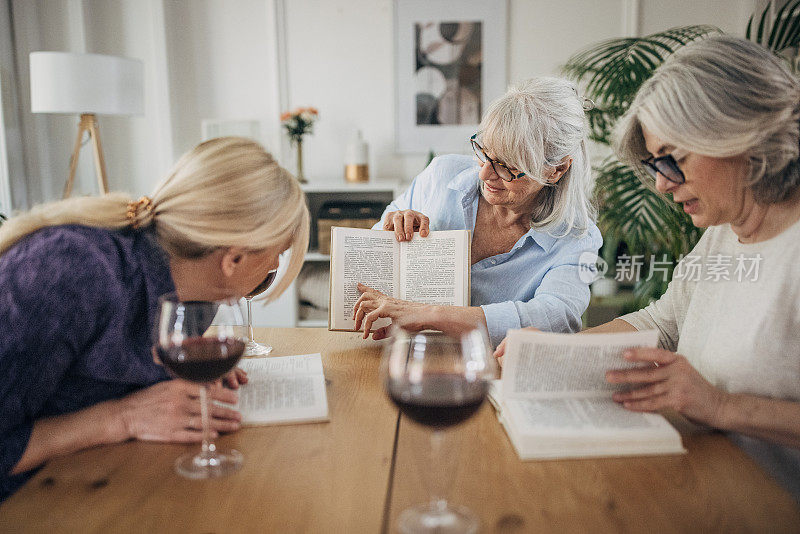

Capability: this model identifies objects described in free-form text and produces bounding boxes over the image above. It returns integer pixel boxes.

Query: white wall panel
[163,0,278,160]
[82,0,169,195]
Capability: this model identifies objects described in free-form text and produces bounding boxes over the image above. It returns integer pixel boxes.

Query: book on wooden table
[328,227,471,331]
[490,329,685,460]
[233,353,329,425]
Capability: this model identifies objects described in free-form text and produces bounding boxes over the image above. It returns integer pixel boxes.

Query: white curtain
[0,0,28,213]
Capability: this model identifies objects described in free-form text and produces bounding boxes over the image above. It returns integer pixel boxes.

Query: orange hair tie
[126,196,154,229]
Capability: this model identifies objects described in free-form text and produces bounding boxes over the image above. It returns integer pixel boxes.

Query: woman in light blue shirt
[353,77,602,347]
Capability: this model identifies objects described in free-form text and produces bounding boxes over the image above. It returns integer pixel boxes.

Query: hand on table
[353,283,431,340]
[382,210,430,241]
[606,347,728,425]
[119,379,242,443]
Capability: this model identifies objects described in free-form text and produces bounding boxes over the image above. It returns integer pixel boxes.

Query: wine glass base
[397,502,479,534]
[174,449,243,479]
[244,340,273,356]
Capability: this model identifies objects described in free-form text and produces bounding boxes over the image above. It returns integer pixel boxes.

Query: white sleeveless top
[622,218,800,400]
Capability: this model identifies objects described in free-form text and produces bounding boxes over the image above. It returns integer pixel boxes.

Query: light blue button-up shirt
[375,154,602,346]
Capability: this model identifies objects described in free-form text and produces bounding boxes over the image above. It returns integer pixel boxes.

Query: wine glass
[154,295,247,479]
[382,317,497,534]
[244,269,278,356]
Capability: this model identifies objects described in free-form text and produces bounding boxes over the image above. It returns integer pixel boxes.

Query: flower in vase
[281,107,319,145]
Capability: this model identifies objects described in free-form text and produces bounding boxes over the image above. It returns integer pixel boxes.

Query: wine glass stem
[429,429,447,510]
[200,384,215,457]
[246,297,255,343]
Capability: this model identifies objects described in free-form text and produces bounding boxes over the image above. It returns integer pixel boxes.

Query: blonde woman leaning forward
[353,78,602,347]
[0,137,309,501]
[495,36,800,498]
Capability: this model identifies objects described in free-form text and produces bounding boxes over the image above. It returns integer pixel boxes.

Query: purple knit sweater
[0,225,173,501]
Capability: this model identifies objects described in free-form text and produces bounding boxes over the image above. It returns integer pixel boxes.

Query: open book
[328,227,470,331]
[234,353,329,425]
[491,330,685,460]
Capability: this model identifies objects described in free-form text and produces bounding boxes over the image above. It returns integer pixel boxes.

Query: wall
[282,0,631,183]
[82,0,172,196]
[9,0,760,205]
[639,0,754,35]
[163,0,282,158]
[280,0,756,185]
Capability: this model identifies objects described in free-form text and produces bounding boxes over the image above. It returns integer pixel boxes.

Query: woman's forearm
[581,318,638,334]
[11,398,127,474]
[421,304,487,332]
[715,393,800,449]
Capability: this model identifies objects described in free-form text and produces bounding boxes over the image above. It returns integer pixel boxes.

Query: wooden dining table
[1,327,799,533]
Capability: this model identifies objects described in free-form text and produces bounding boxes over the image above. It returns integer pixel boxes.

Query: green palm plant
[747,0,800,73]
[562,25,717,304]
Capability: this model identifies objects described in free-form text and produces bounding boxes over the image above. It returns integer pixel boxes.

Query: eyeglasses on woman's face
[470,134,526,182]
[641,149,688,185]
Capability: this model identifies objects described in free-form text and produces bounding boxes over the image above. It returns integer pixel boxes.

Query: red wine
[158,337,245,383]
[387,374,488,428]
[247,269,278,298]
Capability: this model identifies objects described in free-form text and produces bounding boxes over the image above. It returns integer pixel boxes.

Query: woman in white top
[496,35,800,496]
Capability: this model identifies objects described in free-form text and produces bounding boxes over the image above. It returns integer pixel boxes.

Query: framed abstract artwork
[394,0,508,153]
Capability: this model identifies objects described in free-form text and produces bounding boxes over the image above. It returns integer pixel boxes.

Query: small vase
[295,139,307,184]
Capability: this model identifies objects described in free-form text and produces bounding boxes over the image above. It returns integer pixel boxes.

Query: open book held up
[491,330,685,460]
[328,227,471,331]
[234,353,329,425]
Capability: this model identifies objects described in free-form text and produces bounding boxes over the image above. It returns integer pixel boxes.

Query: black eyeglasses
[641,150,687,184]
[470,134,526,182]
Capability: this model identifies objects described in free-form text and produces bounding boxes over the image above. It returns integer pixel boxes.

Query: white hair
[615,35,800,204]
[479,77,596,237]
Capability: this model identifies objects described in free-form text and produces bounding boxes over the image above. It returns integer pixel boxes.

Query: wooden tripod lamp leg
[86,115,109,195]
[64,114,110,198]
[64,116,87,198]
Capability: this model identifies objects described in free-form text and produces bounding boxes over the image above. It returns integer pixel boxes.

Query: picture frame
[394,0,508,154]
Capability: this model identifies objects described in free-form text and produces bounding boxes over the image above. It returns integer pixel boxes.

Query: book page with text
[398,230,469,305]
[330,228,399,330]
[505,396,665,431]
[496,330,684,456]
[501,330,659,398]
[235,354,328,425]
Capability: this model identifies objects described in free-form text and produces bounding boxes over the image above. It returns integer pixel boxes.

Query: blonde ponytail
[0,193,133,255]
[0,137,309,301]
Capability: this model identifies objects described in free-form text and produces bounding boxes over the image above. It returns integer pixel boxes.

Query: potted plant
[281,107,319,184]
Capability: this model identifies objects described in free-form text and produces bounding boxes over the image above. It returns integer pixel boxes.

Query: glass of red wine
[382,317,497,534]
[244,269,278,356]
[155,295,247,479]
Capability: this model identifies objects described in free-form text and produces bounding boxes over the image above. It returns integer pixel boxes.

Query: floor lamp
[30,52,144,198]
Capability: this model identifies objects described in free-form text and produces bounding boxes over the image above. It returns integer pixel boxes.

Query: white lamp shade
[30,51,144,115]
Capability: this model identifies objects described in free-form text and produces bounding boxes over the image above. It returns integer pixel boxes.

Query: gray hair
[615,35,800,204]
[479,77,596,237]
